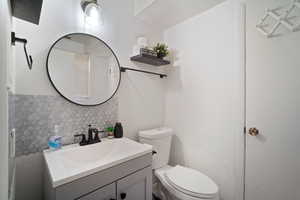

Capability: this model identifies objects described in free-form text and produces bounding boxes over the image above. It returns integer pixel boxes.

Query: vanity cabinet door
[78,183,116,200]
[117,166,152,200]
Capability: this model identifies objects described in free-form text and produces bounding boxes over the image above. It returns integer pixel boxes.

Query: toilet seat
[155,165,219,200]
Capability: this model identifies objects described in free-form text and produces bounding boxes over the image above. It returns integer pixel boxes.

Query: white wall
[163,1,245,200]
[13,0,165,199]
[115,0,165,140]
[134,0,156,16]
[0,1,12,200]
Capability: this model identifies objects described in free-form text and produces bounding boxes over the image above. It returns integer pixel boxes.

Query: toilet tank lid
[139,127,173,139]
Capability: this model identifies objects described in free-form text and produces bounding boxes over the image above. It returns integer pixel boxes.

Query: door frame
[0,0,11,199]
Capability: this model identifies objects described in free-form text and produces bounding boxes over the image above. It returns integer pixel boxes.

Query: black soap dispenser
[114,122,123,138]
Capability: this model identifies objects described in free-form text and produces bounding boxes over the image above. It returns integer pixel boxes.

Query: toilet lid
[164,165,218,198]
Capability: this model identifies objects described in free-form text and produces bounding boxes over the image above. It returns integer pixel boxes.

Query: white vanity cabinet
[45,153,152,200]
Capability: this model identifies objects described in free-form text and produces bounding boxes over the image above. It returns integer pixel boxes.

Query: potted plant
[105,127,114,139]
[153,43,169,59]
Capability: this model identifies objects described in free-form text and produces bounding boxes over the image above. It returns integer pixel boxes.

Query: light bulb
[82,1,103,26]
[85,3,99,18]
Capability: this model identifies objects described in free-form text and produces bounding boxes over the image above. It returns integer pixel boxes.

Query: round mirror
[47,33,121,106]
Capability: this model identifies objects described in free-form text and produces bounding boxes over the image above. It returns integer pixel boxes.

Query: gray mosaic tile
[12,94,118,156]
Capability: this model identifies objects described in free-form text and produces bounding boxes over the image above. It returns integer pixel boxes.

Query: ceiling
[134,0,225,30]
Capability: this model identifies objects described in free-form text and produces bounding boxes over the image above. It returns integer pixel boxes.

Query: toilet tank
[139,127,173,169]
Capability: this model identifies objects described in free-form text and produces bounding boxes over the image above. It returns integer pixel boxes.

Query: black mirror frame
[46,33,122,106]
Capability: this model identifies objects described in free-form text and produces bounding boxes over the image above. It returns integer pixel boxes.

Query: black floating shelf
[130,55,170,66]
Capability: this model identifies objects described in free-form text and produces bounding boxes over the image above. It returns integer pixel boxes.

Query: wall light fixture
[81,0,103,26]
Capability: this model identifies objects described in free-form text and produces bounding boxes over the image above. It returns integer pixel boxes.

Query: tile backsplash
[9,94,118,156]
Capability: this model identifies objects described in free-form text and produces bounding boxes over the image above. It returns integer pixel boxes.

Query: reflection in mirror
[47,33,121,106]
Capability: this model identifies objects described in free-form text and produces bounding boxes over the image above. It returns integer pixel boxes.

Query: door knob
[249,127,259,136]
[120,193,127,199]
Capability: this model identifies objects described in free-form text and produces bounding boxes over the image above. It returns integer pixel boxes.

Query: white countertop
[43,138,152,188]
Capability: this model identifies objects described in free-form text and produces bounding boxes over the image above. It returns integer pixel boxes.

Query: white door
[246,0,300,200]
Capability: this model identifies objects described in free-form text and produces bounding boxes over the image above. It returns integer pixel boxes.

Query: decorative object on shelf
[140,48,157,57]
[153,43,169,59]
[137,37,148,47]
[132,36,148,55]
[11,32,33,70]
[257,0,300,37]
[121,67,167,78]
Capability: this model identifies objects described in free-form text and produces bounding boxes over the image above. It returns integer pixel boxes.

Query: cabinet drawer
[78,183,116,200]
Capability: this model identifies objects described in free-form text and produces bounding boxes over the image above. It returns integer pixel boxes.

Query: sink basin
[43,138,152,187]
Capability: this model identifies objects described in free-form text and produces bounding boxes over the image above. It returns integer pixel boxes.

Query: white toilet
[139,128,219,200]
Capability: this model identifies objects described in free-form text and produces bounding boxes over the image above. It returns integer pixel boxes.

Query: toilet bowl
[139,128,219,200]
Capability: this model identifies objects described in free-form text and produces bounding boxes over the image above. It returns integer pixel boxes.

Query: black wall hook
[11,32,33,70]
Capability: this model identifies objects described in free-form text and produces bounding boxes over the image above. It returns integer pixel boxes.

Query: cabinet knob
[120,193,127,199]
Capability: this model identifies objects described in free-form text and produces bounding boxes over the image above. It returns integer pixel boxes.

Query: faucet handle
[93,129,101,143]
[74,134,88,146]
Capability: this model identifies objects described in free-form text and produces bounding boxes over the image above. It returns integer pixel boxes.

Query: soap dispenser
[48,136,62,150]
[114,122,123,138]
[48,125,62,150]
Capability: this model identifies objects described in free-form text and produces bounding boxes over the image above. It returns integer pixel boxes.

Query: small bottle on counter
[48,136,62,150]
[114,122,123,138]
[48,125,62,150]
